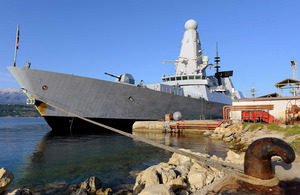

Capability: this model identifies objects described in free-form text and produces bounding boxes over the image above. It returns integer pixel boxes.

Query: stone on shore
[0,168,14,194]
[203,131,213,137]
[168,149,192,166]
[133,163,177,192]
[96,188,112,195]
[139,184,175,195]
[225,150,245,165]
[71,188,88,195]
[187,171,207,192]
[166,176,187,191]
[4,188,32,195]
[80,176,102,194]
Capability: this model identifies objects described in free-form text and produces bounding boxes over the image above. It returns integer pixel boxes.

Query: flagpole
[13,24,19,67]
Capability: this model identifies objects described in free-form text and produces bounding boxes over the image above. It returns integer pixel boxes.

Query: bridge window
[183,76,187,80]
[171,77,175,81]
[195,76,201,79]
[176,76,182,80]
[189,76,194,80]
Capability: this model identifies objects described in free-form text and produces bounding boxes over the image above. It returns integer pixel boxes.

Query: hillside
[0,88,40,117]
[0,104,40,117]
[0,88,27,104]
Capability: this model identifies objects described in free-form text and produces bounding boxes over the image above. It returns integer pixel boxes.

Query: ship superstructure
[145,20,243,104]
[7,19,243,132]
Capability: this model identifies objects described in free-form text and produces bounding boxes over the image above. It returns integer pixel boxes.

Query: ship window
[176,76,182,80]
[171,77,175,81]
[183,76,187,80]
[202,76,206,79]
[162,79,166,82]
[195,76,201,80]
[189,76,194,80]
[166,78,170,81]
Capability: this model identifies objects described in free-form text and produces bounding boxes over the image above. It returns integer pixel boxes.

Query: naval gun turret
[105,72,135,85]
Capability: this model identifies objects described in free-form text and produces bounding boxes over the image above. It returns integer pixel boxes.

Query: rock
[5,188,32,195]
[133,183,144,194]
[113,188,133,195]
[213,127,221,134]
[139,184,175,195]
[205,174,215,185]
[0,168,14,194]
[242,125,250,132]
[224,131,234,138]
[175,189,188,195]
[80,176,102,194]
[71,188,88,195]
[227,125,240,132]
[166,176,187,191]
[225,150,244,165]
[133,165,160,192]
[217,134,224,140]
[95,188,112,195]
[235,137,241,142]
[69,184,80,191]
[210,133,218,138]
[161,168,176,184]
[210,155,223,162]
[168,149,192,166]
[142,166,160,188]
[187,171,207,192]
[174,162,192,177]
[203,131,213,137]
[189,162,208,173]
[223,136,233,143]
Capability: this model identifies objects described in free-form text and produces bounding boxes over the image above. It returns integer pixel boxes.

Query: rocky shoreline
[205,123,300,155]
[1,123,300,194]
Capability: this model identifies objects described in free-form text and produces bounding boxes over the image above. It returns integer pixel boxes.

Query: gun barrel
[104,72,121,79]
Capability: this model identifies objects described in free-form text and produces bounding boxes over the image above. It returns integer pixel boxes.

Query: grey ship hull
[7,67,226,132]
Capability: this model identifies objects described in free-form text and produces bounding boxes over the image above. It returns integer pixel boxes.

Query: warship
[8,19,243,132]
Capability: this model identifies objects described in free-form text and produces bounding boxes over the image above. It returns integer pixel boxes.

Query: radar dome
[185,19,198,30]
[173,111,182,121]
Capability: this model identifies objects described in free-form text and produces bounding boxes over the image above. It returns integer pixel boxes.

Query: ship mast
[214,42,222,85]
[13,24,20,67]
[291,58,299,96]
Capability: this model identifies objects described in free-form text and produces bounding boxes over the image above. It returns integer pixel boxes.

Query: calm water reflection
[0,118,228,191]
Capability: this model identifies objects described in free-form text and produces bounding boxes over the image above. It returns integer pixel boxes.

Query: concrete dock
[132,120,221,133]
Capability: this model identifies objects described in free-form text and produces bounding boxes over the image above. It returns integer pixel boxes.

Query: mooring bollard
[243,137,295,193]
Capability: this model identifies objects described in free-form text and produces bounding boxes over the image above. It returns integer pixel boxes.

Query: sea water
[0,118,229,191]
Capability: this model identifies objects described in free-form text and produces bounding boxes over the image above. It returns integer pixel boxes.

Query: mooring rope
[34,97,279,187]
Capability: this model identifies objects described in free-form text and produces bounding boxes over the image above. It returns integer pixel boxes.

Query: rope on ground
[35,97,279,187]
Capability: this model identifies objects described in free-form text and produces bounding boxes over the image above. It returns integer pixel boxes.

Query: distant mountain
[0,88,27,104]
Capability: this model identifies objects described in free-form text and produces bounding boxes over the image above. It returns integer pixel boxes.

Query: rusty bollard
[243,137,295,193]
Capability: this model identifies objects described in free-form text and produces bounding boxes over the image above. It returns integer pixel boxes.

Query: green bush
[267,122,283,131]
[249,123,264,131]
[288,139,300,153]
[285,125,300,136]
[242,122,251,130]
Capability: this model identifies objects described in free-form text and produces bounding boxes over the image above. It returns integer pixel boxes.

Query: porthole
[42,85,48,90]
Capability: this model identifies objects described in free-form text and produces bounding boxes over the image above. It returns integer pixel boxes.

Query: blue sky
[1,0,300,97]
